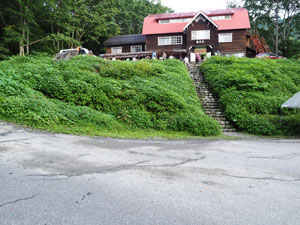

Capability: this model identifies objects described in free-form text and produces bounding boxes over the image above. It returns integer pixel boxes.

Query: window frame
[191,30,211,40]
[210,15,231,20]
[158,36,183,46]
[218,33,233,43]
[131,45,142,53]
[158,18,191,24]
[111,47,122,54]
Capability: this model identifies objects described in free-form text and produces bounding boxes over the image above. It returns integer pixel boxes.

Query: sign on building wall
[195,48,207,54]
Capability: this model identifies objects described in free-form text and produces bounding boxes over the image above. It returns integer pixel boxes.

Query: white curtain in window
[219,33,232,43]
[191,30,210,40]
[112,47,122,54]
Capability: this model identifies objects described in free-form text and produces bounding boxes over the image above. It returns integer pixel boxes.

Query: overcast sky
[160,0,229,12]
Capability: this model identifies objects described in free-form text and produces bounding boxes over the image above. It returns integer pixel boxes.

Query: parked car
[255,52,286,59]
[55,47,90,61]
[59,47,89,55]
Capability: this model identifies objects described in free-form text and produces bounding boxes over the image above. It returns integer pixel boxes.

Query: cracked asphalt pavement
[0,122,300,225]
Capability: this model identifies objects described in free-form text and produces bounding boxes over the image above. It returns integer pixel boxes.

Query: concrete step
[202,107,221,111]
[203,105,221,109]
[200,97,219,101]
[196,88,215,91]
[222,128,236,132]
[198,89,214,92]
[196,88,214,91]
[204,110,223,114]
[211,116,229,120]
[218,121,231,125]
[202,105,221,109]
[220,124,235,129]
[193,72,236,133]
[197,93,217,97]
[198,94,218,99]
[198,89,216,93]
[202,106,220,109]
[202,102,219,106]
[202,101,219,104]
[205,112,224,117]
[215,117,228,121]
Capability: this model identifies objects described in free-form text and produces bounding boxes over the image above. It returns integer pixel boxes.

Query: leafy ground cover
[201,57,300,136]
[0,55,220,138]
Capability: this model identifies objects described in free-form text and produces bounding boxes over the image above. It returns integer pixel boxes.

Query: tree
[245,0,300,56]
[226,0,243,8]
[0,0,48,56]
[113,0,172,35]
[0,0,172,57]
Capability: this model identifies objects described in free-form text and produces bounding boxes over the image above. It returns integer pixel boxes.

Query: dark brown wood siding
[218,29,247,54]
[106,43,146,54]
[145,33,186,51]
[185,19,218,53]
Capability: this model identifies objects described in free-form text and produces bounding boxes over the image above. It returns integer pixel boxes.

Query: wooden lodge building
[103,8,256,59]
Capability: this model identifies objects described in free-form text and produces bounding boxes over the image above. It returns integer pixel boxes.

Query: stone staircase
[191,67,235,132]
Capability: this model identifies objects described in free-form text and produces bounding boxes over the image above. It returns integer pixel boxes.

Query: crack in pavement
[0,195,37,208]
[0,131,13,136]
[145,157,205,167]
[25,158,202,177]
[28,174,62,177]
[27,160,150,177]
[0,138,31,144]
[248,153,300,160]
[88,160,150,175]
[221,173,300,182]
[128,151,156,157]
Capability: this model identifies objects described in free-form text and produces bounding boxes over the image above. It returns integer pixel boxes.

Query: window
[158,36,182,46]
[111,47,122,54]
[191,30,210,40]
[210,15,231,20]
[158,18,191,24]
[219,33,232,43]
[131,45,142,53]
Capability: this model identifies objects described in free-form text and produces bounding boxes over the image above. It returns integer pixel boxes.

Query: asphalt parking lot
[1,122,300,225]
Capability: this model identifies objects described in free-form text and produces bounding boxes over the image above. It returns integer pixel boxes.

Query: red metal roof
[203,8,236,16]
[142,8,251,35]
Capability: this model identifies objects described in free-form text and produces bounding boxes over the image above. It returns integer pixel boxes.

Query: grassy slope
[0,55,220,138]
[201,57,300,136]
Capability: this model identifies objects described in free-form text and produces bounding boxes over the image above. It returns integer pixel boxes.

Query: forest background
[0,0,299,59]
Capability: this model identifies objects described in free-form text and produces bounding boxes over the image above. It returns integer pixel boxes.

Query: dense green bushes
[201,57,300,136]
[0,55,220,136]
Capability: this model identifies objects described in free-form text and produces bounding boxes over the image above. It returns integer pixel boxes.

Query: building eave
[183,11,219,31]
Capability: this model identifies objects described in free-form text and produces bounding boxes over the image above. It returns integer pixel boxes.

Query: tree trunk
[274,0,279,55]
[19,19,26,56]
[281,38,286,57]
[26,30,30,55]
[19,44,24,56]
[275,14,279,55]
[70,22,75,48]
[57,30,60,52]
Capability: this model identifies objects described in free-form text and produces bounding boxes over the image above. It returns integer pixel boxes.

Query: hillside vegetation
[0,56,220,137]
[201,57,300,136]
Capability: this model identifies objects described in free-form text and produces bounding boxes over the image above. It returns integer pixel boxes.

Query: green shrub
[0,56,220,136]
[202,56,300,136]
[172,112,221,136]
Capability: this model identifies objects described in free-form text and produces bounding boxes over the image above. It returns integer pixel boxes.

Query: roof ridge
[111,34,143,37]
[146,7,247,17]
